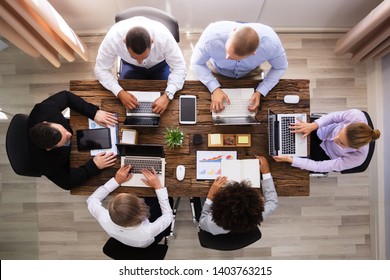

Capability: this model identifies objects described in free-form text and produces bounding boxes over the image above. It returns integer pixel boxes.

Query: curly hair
[108,193,150,227]
[211,180,264,233]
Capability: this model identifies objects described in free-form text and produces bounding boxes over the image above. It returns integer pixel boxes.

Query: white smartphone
[179,95,196,124]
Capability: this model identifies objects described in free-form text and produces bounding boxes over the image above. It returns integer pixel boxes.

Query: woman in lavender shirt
[273,109,381,173]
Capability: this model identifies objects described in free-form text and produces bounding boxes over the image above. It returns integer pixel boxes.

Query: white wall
[49,0,383,33]
[382,54,390,259]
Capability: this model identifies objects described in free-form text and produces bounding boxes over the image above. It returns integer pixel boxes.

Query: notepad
[221,159,260,188]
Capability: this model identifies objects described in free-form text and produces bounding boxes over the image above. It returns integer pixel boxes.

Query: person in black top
[27,90,118,190]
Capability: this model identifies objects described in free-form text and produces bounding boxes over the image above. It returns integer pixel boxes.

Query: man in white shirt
[95,17,186,114]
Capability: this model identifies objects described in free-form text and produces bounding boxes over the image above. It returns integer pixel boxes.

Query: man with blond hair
[191,21,288,113]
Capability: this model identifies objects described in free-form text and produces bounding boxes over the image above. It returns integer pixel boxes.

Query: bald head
[226,26,259,59]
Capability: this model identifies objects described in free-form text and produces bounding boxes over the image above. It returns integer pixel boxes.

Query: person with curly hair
[199,156,278,235]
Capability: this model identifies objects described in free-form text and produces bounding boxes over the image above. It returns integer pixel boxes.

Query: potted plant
[164,127,185,149]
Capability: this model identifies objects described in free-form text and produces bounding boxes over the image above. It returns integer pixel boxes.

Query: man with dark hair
[28,90,118,190]
[199,156,278,235]
[191,22,288,113]
[95,17,186,114]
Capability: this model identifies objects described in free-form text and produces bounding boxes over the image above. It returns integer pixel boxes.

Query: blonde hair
[346,123,381,149]
[108,193,149,227]
[229,26,259,57]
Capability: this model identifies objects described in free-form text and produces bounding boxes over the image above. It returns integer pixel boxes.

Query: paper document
[88,114,118,156]
[221,159,260,188]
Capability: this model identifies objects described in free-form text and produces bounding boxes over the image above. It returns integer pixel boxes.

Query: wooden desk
[69,79,310,197]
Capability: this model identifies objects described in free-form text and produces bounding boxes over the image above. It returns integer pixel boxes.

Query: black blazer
[28,90,100,190]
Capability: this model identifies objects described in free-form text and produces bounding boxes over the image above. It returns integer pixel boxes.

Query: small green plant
[164,127,185,149]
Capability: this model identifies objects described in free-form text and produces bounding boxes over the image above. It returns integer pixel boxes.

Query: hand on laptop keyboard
[118,90,139,109]
[140,168,163,190]
[248,91,261,112]
[114,165,133,184]
[210,88,230,113]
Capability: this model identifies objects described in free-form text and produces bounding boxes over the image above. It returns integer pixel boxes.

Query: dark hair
[108,193,150,227]
[29,122,61,149]
[125,27,151,54]
[211,180,264,233]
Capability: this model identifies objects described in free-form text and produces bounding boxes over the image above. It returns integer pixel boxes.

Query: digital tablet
[76,128,111,151]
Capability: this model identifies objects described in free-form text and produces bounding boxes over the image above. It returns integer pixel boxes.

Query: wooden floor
[0,32,371,259]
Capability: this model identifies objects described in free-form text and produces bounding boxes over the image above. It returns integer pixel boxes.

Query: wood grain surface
[69,79,310,197]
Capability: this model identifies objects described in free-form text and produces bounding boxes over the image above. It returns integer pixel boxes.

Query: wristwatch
[166,91,174,100]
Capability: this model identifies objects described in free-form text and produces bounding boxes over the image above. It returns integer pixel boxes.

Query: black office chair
[103,197,179,259]
[115,6,180,77]
[6,114,41,177]
[310,110,376,176]
[198,228,262,251]
[103,237,168,260]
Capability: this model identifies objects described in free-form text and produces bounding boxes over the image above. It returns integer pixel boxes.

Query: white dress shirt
[190,21,288,95]
[95,16,186,96]
[86,178,173,248]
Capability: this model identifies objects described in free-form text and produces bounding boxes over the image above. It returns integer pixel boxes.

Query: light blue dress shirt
[190,21,288,95]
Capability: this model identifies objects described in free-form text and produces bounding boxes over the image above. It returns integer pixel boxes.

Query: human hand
[210,88,230,113]
[152,94,169,114]
[93,152,117,169]
[140,168,162,190]
[207,176,228,200]
[248,91,261,112]
[289,118,318,138]
[94,110,118,127]
[118,90,139,109]
[273,155,293,164]
[114,165,133,184]
[255,155,270,174]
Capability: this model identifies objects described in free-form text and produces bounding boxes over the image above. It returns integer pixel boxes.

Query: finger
[140,178,150,186]
[225,95,231,105]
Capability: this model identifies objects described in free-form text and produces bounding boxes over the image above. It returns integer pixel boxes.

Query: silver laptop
[268,109,308,157]
[124,91,161,127]
[212,88,259,125]
[116,143,166,187]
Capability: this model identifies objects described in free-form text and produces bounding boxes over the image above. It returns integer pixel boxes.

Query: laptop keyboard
[127,102,153,114]
[124,158,162,174]
[216,99,252,116]
[280,116,296,154]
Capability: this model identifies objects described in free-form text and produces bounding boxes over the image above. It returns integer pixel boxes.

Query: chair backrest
[5,114,41,177]
[115,6,180,42]
[341,111,375,174]
[198,228,262,251]
[103,237,168,260]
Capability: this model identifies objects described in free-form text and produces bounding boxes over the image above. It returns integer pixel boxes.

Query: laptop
[116,143,166,187]
[212,88,259,125]
[268,109,308,157]
[124,91,161,127]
